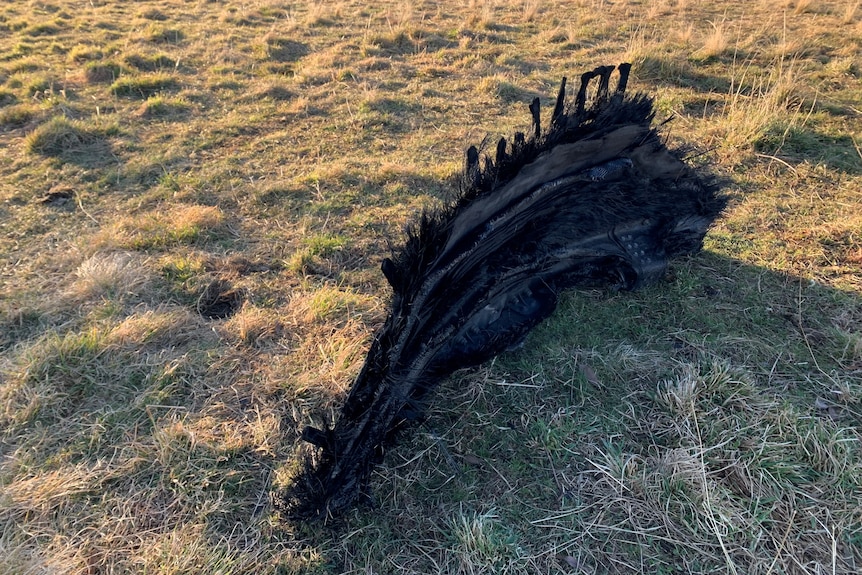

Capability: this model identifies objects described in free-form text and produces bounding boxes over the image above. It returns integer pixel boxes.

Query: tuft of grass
[6,57,42,74]
[692,19,730,61]
[289,317,372,397]
[792,0,815,15]
[143,24,185,44]
[290,285,375,324]
[83,60,122,83]
[843,2,860,24]
[521,0,541,22]
[220,305,284,347]
[287,233,350,275]
[24,22,63,37]
[25,116,103,156]
[123,52,177,71]
[450,509,526,571]
[249,81,295,102]
[477,74,530,103]
[259,34,309,62]
[135,94,191,119]
[65,251,152,302]
[138,8,169,21]
[0,103,36,128]
[465,0,498,30]
[24,73,54,97]
[107,307,207,350]
[160,253,208,285]
[110,72,178,98]
[303,2,343,27]
[2,327,134,426]
[705,60,806,158]
[67,43,103,63]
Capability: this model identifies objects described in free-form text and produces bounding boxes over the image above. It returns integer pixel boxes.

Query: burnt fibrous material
[282,63,727,519]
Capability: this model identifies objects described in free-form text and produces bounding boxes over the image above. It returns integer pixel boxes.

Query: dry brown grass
[843,1,861,23]
[64,251,152,302]
[1,0,860,573]
[93,204,226,251]
[695,19,731,60]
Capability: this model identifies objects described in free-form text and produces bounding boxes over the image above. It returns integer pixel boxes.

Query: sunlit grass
[96,205,226,251]
[110,72,179,98]
[0,0,860,573]
[25,116,102,156]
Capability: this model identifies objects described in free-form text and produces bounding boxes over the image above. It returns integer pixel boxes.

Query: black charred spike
[616,62,632,93]
[529,97,541,140]
[513,131,525,150]
[466,145,480,173]
[575,70,596,116]
[551,76,567,127]
[596,65,615,100]
[381,257,398,288]
[468,146,483,189]
[301,426,331,450]
[495,137,508,167]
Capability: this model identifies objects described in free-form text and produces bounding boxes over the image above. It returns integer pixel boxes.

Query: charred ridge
[279,63,728,521]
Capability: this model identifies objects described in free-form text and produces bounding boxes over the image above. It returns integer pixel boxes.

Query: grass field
[1,0,861,573]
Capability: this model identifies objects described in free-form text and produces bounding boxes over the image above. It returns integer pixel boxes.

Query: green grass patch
[287,233,350,275]
[135,94,190,119]
[104,205,226,251]
[756,123,862,173]
[2,327,149,430]
[301,285,370,323]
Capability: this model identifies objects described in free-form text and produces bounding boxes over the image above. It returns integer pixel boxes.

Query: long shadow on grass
[638,55,734,93]
[290,250,860,572]
[755,125,862,175]
[306,251,861,500]
[256,171,452,216]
